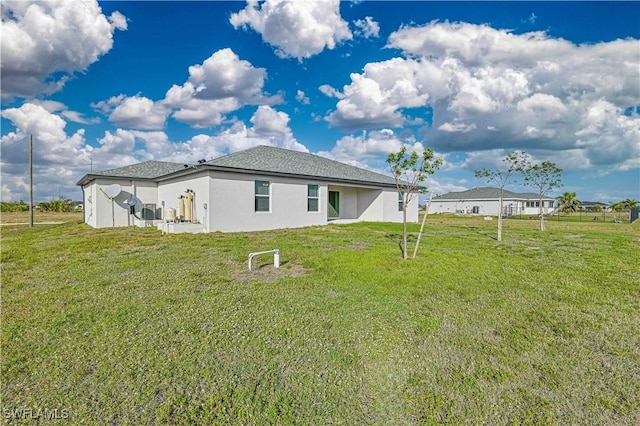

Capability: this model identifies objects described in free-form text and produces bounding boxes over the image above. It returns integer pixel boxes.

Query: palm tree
[621,199,638,210]
[609,199,637,222]
[555,191,580,214]
[609,201,624,222]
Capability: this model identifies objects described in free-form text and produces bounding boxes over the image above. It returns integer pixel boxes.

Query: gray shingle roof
[205,145,397,186]
[434,187,554,200]
[77,146,400,188]
[97,161,186,178]
[580,201,609,207]
[76,161,186,185]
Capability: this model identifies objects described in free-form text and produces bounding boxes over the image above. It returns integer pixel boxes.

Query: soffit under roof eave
[76,174,162,187]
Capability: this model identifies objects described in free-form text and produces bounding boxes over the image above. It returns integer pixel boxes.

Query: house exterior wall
[91,179,135,228]
[382,190,418,222]
[521,200,555,215]
[130,181,159,227]
[82,182,97,228]
[85,179,161,228]
[328,185,359,220]
[357,188,383,221]
[329,185,416,223]
[83,172,414,231]
[205,172,326,232]
[431,198,555,216]
[157,171,211,231]
[431,199,499,215]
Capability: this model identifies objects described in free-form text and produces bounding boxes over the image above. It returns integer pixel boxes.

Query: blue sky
[1,1,639,203]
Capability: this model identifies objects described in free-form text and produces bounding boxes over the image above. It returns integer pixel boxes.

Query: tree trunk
[402,203,408,259]
[539,194,545,231]
[498,188,504,242]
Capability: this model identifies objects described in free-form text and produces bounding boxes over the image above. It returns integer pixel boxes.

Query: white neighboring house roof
[77,145,399,189]
[433,187,555,201]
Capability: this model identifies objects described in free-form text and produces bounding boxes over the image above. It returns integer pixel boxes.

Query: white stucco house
[76,145,416,233]
[430,187,557,217]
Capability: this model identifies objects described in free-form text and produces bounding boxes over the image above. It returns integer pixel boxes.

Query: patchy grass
[1,215,639,424]
[0,211,83,224]
[508,211,632,224]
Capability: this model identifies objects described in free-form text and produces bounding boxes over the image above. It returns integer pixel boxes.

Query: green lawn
[2,216,639,424]
[510,211,632,223]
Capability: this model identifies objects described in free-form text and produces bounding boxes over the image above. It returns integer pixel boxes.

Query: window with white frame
[398,191,404,211]
[308,184,319,212]
[255,180,270,212]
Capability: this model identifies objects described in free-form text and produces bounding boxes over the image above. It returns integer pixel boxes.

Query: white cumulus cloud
[354,16,380,38]
[0,0,127,99]
[85,106,308,175]
[0,103,90,200]
[230,0,352,60]
[296,90,310,104]
[164,48,281,128]
[92,94,170,130]
[319,84,344,99]
[325,57,436,130]
[317,128,426,180]
[323,21,640,172]
[28,100,99,124]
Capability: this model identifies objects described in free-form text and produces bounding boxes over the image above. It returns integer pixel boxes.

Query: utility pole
[29,134,34,227]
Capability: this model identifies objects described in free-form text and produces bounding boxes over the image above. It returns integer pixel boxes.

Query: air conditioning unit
[141,203,156,220]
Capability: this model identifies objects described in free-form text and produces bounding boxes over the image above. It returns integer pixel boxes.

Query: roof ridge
[203,146,264,164]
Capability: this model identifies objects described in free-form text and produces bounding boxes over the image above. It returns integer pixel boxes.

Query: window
[255,180,270,212]
[398,192,404,212]
[307,184,319,212]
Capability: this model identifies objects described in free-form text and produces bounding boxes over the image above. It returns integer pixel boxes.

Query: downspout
[203,202,208,233]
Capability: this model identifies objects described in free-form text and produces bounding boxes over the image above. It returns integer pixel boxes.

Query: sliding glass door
[328,190,340,218]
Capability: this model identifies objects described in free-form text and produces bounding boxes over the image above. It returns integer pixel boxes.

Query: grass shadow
[385,233,418,257]
[255,260,289,270]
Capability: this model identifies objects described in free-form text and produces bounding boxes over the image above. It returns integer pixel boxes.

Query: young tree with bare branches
[523,161,562,231]
[475,151,529,242]
[387,147,443,259]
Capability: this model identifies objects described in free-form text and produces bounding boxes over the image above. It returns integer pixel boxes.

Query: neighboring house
[430,187,556,217]
[76,145,416,233]
[579,201,609,212]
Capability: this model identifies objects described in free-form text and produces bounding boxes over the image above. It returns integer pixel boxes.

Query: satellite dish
[102,184,122,199]
[125,198,137,207]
